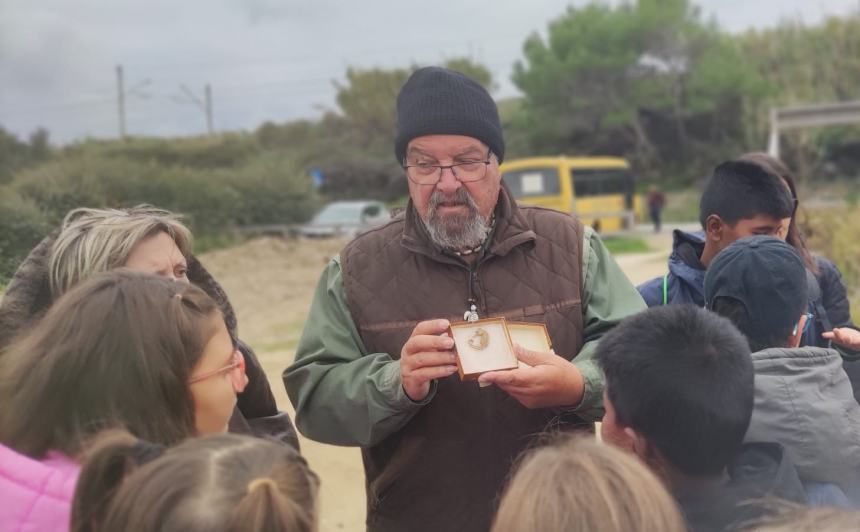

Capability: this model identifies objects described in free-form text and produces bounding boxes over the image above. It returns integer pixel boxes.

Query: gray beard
[422,188,490,251]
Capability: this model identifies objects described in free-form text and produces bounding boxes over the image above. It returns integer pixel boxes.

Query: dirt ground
[199,225,679,532]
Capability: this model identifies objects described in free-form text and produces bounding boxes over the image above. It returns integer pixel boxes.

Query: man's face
[713,214,791,254]
[405,135,501,228]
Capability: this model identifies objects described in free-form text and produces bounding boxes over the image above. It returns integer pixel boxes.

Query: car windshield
[312,203,367,224]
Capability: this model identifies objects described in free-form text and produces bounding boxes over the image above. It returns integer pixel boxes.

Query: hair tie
[131,440,165,465]
[173,292,182,300]
[247,477,279,494]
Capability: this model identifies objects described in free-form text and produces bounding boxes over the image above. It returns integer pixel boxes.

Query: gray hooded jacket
[745,346,860,494]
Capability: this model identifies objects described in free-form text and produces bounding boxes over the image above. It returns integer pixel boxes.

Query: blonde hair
[492,436,686,532]
[49,205,192,297]
[744,500,860,531]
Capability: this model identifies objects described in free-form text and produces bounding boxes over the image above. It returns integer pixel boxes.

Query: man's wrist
[563,363,585,407]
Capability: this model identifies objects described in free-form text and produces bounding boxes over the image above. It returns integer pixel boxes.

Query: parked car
[296,200,389,239]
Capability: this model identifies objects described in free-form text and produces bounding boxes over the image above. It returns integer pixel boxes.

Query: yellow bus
[500,156,638,232]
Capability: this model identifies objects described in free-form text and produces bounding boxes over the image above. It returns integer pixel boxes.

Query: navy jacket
[638,230,707,308]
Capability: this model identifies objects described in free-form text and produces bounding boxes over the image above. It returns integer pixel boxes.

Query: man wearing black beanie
[286,66,645,532]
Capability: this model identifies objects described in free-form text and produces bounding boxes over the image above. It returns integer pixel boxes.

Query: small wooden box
[507,322,552,352]
[449,317,518,380]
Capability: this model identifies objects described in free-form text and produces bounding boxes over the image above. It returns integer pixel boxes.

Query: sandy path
[198,225,684,531]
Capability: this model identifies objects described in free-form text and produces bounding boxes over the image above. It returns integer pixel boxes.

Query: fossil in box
[449,317,518,380]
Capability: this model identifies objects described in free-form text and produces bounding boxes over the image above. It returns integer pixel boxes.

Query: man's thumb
[514,344,550,365]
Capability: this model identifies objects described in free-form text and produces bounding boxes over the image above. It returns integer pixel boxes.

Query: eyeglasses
[403,151,492,185]
[793,312,814,336]
[188,348,246,391]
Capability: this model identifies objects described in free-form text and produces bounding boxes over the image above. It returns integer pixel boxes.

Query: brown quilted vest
[341,187,586,532]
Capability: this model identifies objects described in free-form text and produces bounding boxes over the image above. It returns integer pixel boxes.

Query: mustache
[428,188,475,210]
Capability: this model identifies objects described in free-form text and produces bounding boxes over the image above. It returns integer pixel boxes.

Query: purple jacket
[0,444,79,531]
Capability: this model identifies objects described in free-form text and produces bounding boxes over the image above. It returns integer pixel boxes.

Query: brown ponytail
[78,433,319,532]
[70,430,165,532]
[227,477,317,532]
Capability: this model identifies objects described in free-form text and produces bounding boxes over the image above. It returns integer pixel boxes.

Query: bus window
[570,168,635,208]
[502,167,560,198]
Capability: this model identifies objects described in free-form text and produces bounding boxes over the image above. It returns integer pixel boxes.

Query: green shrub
[0,188,50,283]
[10,146,318,254]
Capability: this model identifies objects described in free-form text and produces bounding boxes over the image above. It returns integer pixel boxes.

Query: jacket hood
[668,229,706,284]
[727,442,807,502]
[0,445,79,531]
[0,231,239,349]
[746,346,860,490]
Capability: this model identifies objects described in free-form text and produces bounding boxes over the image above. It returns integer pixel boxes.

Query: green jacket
[284,225,645,446]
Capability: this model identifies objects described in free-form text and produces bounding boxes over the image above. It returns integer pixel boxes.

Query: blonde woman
[0,205,297,449]
[492,436,686,532]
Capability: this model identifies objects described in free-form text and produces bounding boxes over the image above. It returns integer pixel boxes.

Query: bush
[10,146,318,256]
[0,188,50,283]
[63,134,261,170]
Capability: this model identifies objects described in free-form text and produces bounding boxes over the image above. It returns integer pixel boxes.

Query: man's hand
[400,319,459,402]
[477,345,584,409]
[823,327,860,351]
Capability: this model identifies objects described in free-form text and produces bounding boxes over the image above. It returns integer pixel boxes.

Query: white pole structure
[767,100,860,157]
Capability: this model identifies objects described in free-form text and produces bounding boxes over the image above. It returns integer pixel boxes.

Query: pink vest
[0,444,80,531]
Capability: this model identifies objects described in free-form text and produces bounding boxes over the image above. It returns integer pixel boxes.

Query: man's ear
[705,214,725,243]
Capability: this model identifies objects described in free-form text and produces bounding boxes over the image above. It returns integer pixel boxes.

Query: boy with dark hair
[638,160,795,307]
[705,236,860,504]
[598,305,807,531]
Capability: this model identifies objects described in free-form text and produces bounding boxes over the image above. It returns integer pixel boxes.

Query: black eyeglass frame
[402,150,493,185]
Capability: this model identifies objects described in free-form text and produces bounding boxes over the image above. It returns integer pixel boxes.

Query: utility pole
[114,65,151,140]
[205,84,213,135]
[179,84,214,135]
[116,65,126,139]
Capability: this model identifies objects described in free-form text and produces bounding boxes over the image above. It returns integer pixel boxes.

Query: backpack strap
[662,273,669,306]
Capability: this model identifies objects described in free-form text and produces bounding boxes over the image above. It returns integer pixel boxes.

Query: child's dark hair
[597,305,754,477]
[0,270,221,459]
[709,297,795,352]
[71,432,319,532]
[699,160,795,229]
[738,152,818,274]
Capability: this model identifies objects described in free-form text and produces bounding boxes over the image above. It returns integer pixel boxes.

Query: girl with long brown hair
[0,270,248,531]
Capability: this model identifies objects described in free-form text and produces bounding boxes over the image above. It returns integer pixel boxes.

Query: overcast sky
[2,0,858,144]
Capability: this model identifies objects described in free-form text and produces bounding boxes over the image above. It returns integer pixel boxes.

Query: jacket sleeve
[816,257,860,360]
[568,227,648,420]
[637,276,664,308]
[817,257,854,329]
[234,340,300,450]
[283,257,432,447]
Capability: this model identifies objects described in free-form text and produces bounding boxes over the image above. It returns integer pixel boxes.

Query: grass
[660,189,701,223]
[603,236,651,255]
[803,203,860,325]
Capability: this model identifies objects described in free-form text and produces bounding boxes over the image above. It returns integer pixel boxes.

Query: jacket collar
[400,182,535,263]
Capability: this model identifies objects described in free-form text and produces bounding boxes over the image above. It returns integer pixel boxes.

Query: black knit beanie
[395,66,505,164]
